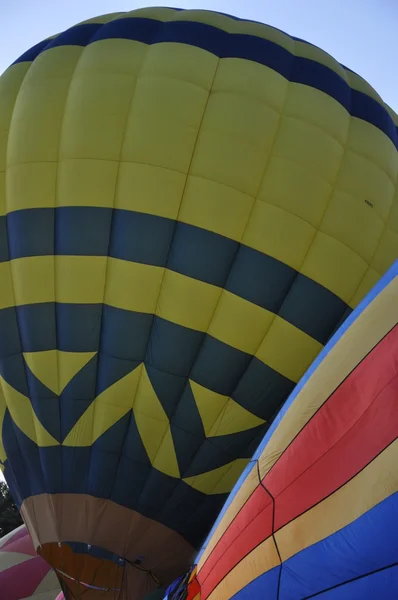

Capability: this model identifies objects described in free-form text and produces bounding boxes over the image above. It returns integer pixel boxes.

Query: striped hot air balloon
[168,260,398,599]
[0,525,61,600]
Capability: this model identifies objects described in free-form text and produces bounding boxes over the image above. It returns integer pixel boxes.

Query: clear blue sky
[0,1,396,484]
[0,0,397,113]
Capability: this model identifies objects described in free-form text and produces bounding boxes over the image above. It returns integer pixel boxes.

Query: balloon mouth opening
[38,541,125,598]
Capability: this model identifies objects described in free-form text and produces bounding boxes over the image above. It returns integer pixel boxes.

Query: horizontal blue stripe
[0,303,293,422]
[11,16,398,149]
[229,492,398,599]
[196,259,398,563]
[3,207,349,345]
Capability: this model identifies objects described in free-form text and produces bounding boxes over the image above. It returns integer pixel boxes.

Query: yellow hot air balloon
[0,6,397,600]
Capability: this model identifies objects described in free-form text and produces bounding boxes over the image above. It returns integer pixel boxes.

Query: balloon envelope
[169,260,398,599]
[0,524,61,600]
[0,6,397,599]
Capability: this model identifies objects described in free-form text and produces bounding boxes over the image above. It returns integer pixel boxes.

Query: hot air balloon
[0,6,397,600]
[166,259,398,600]
[0,524,61,600]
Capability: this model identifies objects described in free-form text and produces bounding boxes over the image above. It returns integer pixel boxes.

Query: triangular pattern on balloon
[23,350,97,395]
[190,379,265,437]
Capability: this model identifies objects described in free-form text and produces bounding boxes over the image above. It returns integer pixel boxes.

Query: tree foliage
[0,481,23,537]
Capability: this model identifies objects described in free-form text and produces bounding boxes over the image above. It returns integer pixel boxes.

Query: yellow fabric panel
[133,365,179,478]
[57,158,119,209]
[243,200,316,271]
[7,162,57,212]
[184,459,250,495]
[59,42,147,162]
[212,59,288,113]
[258,157,332,228]
[197,463,259,568]
[121,62,212,173]
[388,193,398,232]
[347,118,398,184]
[284,83,350,146]
[209,399,265,437]
[207,290,274,356]
[190,380,264,437]
[23,351,96,396]
[179,175,254,240]
[276,440,398,562]
[190,111,277,197]
[300,232,368,305]
[156,269,221,332]
[0,376,58,446]
[190,380,227,436]
[256,316,322,383]
[0,262,16,309]
[8,257,164,312]
[55,256,107,304]
[11,256,55,306]
[116,162,186,219]
[142,42,218,91]
[320,190,385,265]
[104,259,163,314]
[350,268,381,308]
[202,91,280,150]
[371,228,398,277]
[63,364,143,446]
[7,47,83,168]
[271,116,344,185]
[205,537,280,600]
[335,149,395,222]
[257,274,398,481]
[0,63,30,215]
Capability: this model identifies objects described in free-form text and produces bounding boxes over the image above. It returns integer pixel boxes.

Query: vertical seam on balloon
[195,458,280,600]
[81,36,150,557]
[141,55,224,525]
[256,460,283,599]
[2,59,49,504]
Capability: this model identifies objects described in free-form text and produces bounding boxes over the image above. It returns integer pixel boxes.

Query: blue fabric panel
[168,222,238,287]
[231,563,280,600]
[278,492,398,599]
[232,357,295,420]
[191,336,253,396]
[100,306,154,361]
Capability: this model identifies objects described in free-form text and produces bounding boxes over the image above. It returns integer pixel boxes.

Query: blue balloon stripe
[11,16,398,149]
[3,207,349,345]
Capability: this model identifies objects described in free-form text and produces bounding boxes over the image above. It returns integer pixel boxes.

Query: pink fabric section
[0,555,50,600]
[1,527,36,557]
